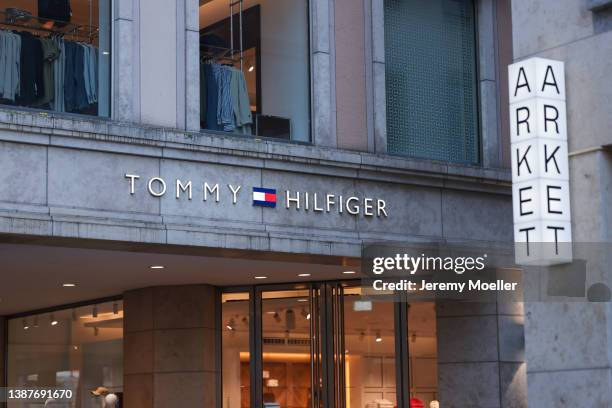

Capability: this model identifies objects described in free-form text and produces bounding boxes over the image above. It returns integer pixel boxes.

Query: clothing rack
[0,10,99,43]
[200,0,244,70]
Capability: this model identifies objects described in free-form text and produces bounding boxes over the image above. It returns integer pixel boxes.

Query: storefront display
[199,0,310,141]
[7,300,124,408]
[0,0,111,117]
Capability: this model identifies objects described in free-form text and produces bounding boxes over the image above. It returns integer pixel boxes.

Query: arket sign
[508,57,572,265]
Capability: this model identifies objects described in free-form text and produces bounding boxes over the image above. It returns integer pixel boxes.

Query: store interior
[7,300,124,408]
[199,0,310,141]
[0,0,111,116]
[221,290,438,408]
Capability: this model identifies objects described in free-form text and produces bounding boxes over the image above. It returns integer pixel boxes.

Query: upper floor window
[199,0,310,142]
[0,0,112,117]
[384,0,479,164]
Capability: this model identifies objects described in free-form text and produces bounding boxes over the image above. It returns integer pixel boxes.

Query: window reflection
[343,287,397,408]
[7,300,123,408]
[261,290,312,408]
[222,292,251,408]
[408,302,438,407]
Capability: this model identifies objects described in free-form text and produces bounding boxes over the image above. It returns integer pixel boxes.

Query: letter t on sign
[508,58,572,266]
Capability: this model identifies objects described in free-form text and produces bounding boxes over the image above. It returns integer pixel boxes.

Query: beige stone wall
[123,286,219,408]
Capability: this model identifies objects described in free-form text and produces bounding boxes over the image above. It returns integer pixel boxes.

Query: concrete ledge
[0,108,511,193]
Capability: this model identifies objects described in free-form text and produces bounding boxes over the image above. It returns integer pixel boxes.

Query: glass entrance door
[257,288,314,408]
[222,283,409,408]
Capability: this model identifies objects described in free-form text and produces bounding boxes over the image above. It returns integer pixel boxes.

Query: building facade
[511,0,612,406]
[0,0,607,407]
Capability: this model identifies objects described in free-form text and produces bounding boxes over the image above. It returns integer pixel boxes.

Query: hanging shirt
[0,30,21,102]
[203,63,220,131]
[51,37,65,111]
[230,68,252,134]
[214,65,235,132]
[37,37,60,107]
[64,41,89,112]
[17,31,44,106]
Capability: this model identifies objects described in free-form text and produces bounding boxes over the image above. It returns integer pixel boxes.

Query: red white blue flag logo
[252,187,277,207]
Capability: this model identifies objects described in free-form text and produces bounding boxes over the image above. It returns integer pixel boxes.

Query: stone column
[436,300,526,408]
[123,286,219,408]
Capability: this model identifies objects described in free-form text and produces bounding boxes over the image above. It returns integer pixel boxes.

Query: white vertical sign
[508,58,572,265]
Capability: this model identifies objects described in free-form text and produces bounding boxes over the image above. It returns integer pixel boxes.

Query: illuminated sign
[508,57,572,265]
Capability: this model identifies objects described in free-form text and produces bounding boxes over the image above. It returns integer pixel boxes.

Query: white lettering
[176,179,192,200]
[148,177,166,197]
[228,185,241,204]
[204,183,219,202]
[125,174,140,195]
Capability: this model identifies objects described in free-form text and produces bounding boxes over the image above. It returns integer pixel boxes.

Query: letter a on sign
[508,58,572,266]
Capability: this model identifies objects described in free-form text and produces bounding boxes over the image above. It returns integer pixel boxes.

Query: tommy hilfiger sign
[508,57,572,265]
[124,174,389,217]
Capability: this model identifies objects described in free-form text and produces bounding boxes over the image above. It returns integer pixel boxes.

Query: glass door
[256,288,315,408]
[222,283,409,408]
[340,286,399,408]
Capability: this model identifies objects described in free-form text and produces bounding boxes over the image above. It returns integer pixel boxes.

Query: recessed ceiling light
[297,298,308,302]
[62,283,76,287]
[248,65,254,72]
[150,265,165,269]
[298,273,311,277]
[254,276,267,279]
[343,271,356,275]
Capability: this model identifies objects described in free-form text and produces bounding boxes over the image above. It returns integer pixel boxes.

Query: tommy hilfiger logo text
[125,174,388,217]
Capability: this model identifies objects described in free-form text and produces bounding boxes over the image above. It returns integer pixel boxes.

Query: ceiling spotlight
[297,298,308,302]
[150,265,165,270]
[375,332,382,343]
[298,273,311,277]
[113,302,119,315]
[226,318,236,331]
[273,312,281,323]
[92,305,98,318]
[62,283,76,287]
[23,319,29,330]
[301,307,309,319]
[343,271,356,275]
[33,316,39,328]
[241,316,248,326]
[73,345,79,350]
[248,65,254,72]
[411,333,417,343]
[306,313,311,320]
[50,314,59,326]
[254,276,267,280]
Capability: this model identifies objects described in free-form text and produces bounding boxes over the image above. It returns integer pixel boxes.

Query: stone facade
[0,0,528,407]
[511,0,612,405]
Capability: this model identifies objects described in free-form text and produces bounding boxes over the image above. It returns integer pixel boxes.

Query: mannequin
[91,387,118,408]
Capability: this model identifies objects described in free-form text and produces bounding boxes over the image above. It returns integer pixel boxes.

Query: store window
[260,289,312,408]
[384,0,479,164]
[7,300,123,408]
[199,0,310,142]
[407,302,438,407]
[222,292,251,408]
[343,287,397,408]
[0,0,112,117]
